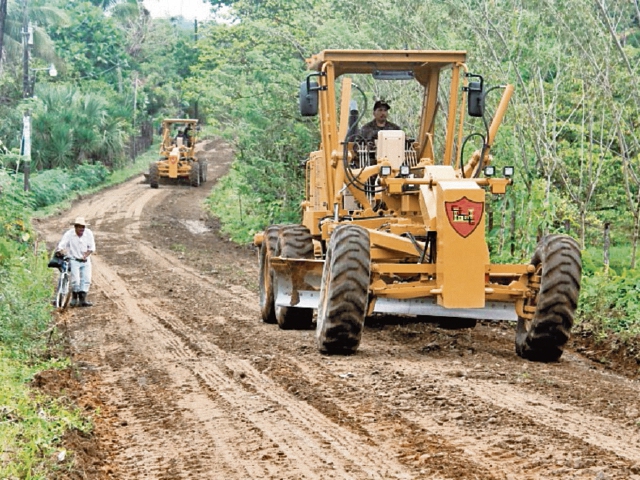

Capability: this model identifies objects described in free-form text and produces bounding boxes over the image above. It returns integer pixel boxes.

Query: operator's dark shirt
[183,127,194,147]
[358,120,402,144]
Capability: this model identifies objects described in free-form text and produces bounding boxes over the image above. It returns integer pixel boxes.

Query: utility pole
[21,0,31,191]
[0,0,8,65]
[194,19,199,121]
[21,1,29,97]
[132,72,138,161]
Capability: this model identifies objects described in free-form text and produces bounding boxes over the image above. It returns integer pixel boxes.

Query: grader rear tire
[189,162,200,187]
[316,225,370,355]
[515,234,582,362]
[275,225,315,330]
[149,162,159,188]
[199,160,208,184]
[259,225,281,324]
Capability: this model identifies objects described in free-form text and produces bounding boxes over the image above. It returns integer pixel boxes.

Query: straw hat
[71,217,89,226]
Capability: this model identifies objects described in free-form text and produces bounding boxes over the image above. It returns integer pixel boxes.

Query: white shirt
[57,227,96,261]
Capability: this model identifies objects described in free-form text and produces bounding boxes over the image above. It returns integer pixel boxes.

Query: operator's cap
[373,100,391,111]
[71,217,89,226]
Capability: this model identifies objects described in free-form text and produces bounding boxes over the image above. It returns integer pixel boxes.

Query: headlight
[380,165,392,176]
[484,165,495,177]
[503,166,514,178]
[399,165,410,176]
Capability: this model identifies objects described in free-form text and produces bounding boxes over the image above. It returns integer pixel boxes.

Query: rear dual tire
[275,225,315,330]
[199,160,208,184]
[259,225,282,324]
[259,224,315,329]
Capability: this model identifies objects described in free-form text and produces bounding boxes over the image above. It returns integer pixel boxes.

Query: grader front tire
[316,225,370,355]
[515,234,582,362]
[275,225,315,330]
[149,163,159,189]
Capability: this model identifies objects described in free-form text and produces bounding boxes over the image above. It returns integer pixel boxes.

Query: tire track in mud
[338,358,639,478]
[101,235,501,478]
[91,260,283,478]
[452,376,640,460]
[64,172,421,478]
[268,334,640,478]
[77,175,160,222]
[89,260,230,478]
[148,305,425,480]
[91,256,420,479]
[101,213,640,479]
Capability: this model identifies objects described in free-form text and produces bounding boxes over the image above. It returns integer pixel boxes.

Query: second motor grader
[148,118,207,188]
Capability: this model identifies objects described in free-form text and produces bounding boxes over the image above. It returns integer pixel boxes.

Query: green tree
[48,1,130,85]
[31,83,127,169]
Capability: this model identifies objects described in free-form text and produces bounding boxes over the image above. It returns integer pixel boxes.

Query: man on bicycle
[56,217,96,307]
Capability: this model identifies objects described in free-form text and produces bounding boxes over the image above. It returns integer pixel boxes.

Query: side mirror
[466,74,485,118]
[299,77,319,117]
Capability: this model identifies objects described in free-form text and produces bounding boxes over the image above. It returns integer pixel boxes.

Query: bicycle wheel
[56,272,72,309]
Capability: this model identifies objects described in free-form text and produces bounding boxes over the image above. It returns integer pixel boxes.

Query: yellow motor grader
[255,50,581,362]
[148,118,207,188]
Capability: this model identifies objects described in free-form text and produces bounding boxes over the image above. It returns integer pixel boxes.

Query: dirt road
[35,140,640,479]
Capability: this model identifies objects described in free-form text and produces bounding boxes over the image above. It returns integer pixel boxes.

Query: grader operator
[148,119,207,188]
[255,50,581,362]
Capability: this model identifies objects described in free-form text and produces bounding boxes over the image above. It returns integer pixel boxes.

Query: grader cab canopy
[256,49,581,362]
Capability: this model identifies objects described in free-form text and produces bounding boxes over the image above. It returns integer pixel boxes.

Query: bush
[72,163,109,188]
[29,169,75,209]
[29,163,109,209]
[576,269,640,339]
[0,170,34,243]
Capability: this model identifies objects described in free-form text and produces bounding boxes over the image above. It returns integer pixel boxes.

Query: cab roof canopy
[306,49,468,83]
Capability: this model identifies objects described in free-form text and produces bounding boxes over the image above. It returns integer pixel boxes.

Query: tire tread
[316,225,370,355]
[516,235,582,362]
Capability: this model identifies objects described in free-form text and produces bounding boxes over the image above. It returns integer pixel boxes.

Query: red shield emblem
[445,197,484,238]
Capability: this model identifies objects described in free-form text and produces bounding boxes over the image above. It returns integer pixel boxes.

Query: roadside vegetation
[0,147,156,478]
[0,174,86,478]
[0,0,639,476]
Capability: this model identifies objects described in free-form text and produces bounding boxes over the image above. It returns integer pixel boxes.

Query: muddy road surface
[35,140,640,479]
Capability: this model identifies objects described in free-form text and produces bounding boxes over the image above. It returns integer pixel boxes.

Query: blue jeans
[70,259,92,293]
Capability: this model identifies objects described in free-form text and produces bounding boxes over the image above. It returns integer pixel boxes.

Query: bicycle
[48,253,72,309]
